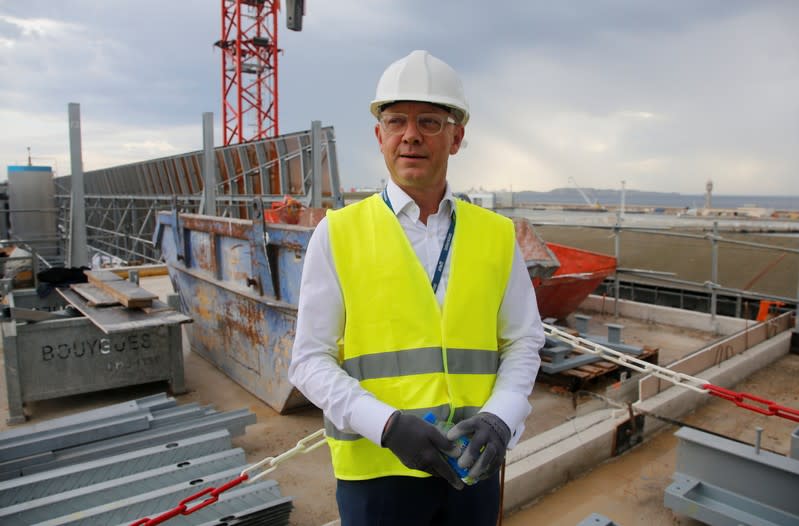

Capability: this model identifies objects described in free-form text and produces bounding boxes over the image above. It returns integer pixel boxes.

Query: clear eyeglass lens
[380,113,449,135]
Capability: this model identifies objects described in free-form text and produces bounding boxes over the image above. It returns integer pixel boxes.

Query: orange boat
[514,219,617,321]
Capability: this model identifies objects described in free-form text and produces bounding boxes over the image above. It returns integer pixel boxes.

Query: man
[289,50,544,526]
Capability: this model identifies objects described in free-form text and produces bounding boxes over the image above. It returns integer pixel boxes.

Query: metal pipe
[614,213,621,318]
[616,270,797,305]
[710,221,719,328]
[794,263,799,338]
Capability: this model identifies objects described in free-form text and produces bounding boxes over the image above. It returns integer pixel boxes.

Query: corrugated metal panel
[0,430,233,506]
[0,394,292,525]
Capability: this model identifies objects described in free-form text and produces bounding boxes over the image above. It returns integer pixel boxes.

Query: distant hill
[511,188,798,210]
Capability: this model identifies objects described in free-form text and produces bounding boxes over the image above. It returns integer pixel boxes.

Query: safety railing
[507,213,799,327]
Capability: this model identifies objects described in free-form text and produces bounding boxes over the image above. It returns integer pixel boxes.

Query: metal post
[754,427,763,455]
[606,323,624,344]
[311,120,322,208]
[574,314,591,334]
[613,213,621,318]
[67,103,89,268]
[710,222,719,330]
[792,265,799,353]
[201,112,217,216]
[30,247,39,289]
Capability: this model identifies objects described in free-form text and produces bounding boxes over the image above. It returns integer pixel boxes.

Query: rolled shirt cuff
[348,395,398,446]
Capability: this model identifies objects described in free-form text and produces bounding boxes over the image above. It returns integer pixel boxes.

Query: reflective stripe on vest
[326,194,515,480]
[342,347,499,380]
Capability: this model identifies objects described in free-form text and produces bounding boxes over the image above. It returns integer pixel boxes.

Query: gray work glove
[381,411,465,490]
[447,412,511,482]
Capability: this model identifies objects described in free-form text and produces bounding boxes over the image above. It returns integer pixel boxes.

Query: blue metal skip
[155,198,314,413]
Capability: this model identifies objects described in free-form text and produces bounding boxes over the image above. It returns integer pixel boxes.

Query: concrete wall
[580,294,748,335]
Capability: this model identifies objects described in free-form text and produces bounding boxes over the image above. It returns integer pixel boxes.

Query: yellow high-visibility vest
[326,194,516,480]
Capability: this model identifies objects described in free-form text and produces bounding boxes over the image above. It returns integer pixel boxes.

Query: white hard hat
[370,50,470,125]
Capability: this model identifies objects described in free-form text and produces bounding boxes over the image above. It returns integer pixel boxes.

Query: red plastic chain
[703,384,799,422]
[129,474,249,526]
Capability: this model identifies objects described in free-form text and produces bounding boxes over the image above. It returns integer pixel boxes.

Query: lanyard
[382,189,456,293]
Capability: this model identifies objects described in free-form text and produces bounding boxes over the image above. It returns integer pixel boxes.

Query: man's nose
[401,117,422,143]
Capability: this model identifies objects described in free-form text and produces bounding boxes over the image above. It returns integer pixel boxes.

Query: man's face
[375,101,465,194]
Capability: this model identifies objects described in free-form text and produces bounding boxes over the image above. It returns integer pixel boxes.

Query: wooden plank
[84,270,157,308]
[85,270,124,282]
[56,288,191,334]
[70,283,119,307]
[107,264,169,279]
[561,369,591,378]
[543,347,660,389]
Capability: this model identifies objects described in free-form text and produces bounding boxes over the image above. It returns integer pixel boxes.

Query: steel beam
[201,112,217,216]
[664,426,799,523]
[665,473,796,526]
[0,413,151,462]
[67,103,89,267]
[0,430,233,507]
[36,467,269,525]
[0,449,246,524]
[24,409,256,475]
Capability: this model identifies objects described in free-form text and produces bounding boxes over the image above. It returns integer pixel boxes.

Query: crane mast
[217,0,280,145]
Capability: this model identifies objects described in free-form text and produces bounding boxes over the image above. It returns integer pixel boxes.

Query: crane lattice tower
[216,0,280,145]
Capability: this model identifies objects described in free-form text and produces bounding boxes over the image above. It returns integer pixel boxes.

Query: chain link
[128,429,326,526]
[544,322,799,422]
[544,323,709,393]
[702,384,799,422]
[241,428,326,483]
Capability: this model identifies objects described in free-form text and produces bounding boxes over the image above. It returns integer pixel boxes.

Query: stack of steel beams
[0,393,293,525]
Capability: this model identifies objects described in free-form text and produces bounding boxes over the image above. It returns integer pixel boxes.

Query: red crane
[216,1,304,145]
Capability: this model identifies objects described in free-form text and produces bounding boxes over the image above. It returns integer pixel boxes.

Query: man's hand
[381,411,464,489]
[446,412,511,482]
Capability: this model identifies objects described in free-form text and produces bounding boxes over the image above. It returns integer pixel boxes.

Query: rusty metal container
[154,201,603,412]
[154,199,315,413]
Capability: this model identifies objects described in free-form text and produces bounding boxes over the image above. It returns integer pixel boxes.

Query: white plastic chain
[241,428,327,483]
[543,323,710,394]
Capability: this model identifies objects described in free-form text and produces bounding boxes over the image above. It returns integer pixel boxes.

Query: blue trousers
[336,472,500,526]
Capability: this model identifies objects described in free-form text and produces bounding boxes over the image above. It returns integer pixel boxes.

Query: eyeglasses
[378,112,457,136]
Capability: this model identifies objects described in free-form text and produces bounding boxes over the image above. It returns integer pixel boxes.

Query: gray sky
[1,1,797,195]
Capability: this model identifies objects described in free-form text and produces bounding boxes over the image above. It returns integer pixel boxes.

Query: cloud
[1,1,797,196]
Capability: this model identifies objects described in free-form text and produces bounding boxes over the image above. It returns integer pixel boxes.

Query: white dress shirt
[288,178,544,448]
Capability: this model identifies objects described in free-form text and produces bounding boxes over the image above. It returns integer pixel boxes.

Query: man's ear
[450,125,465,155]
[375,123,384,152]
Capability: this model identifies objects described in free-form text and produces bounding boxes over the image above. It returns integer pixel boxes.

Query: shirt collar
[384,178,455,220]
